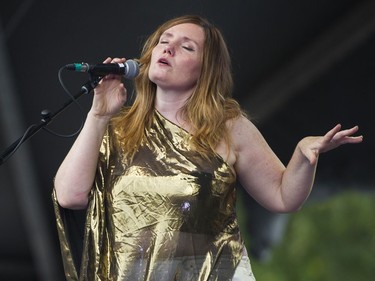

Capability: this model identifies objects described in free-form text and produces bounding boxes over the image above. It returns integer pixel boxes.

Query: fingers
[326,124,362,140]
[323,124,341,142]
[341,125,363,144]
[324,124,363,148]
[338,125,359,136]
[111,57,126,63]
[103,57,112,63]
[343,135,364,144]
[102,57,126,80]
[335,125,362,140]
[312,123,363,155]
[102,57,125,63]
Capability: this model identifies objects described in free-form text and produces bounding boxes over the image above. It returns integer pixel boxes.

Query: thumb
[306,148,319,165]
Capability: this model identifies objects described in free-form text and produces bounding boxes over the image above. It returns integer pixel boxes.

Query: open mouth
[158,58,170,66]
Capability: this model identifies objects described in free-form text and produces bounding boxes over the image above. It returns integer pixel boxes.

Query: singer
[53,15,362,281]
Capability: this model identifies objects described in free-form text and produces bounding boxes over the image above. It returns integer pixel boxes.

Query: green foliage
[240,191,375,281]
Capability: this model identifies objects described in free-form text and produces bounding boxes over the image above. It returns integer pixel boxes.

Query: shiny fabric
[53,110,248,281]
[232,256,256,281]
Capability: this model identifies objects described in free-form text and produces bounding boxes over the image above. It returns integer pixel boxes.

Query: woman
[53,15,363,281]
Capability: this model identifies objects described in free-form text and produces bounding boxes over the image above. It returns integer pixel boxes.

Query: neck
[154,88,192,129]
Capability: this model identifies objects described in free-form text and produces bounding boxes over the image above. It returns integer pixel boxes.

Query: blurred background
[0,1,374,280]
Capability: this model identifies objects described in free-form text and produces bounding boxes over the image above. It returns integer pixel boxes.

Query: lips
[157,57,170,66]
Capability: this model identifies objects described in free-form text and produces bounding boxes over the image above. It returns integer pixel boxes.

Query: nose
[164,44,175,56]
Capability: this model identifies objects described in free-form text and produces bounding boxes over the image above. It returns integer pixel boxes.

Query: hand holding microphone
[78,57,137,120]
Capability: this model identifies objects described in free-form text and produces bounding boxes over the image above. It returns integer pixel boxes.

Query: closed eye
[183,46,194,51]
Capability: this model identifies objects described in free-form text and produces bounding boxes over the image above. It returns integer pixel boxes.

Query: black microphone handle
[88,63,125,76]
[65,59,139,79]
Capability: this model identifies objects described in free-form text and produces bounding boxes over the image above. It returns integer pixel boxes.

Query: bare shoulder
[230,115,257,131]
[229,116,265,152]
[229,116,285,207]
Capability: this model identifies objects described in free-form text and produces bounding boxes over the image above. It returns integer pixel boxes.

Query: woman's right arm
[54,112,110,209]
[54,57,127,209]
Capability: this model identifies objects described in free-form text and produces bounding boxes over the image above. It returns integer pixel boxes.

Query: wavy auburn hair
[112,15,246,159]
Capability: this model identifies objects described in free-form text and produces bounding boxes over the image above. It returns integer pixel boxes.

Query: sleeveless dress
[53,110,254,281]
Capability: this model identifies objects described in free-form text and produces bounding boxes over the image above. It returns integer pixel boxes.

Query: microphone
[65,59,139,79]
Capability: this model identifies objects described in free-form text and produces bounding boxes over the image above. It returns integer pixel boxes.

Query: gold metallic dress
[53,110,246,281]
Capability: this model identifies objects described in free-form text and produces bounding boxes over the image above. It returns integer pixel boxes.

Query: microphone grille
[125,59,140,79]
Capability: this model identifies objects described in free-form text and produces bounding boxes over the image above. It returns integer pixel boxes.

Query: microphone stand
[0,75,101,166]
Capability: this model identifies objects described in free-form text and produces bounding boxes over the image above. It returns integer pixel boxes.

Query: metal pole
[0,18,62,281]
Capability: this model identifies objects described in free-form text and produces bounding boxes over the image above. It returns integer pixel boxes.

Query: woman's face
[148,23,205,93]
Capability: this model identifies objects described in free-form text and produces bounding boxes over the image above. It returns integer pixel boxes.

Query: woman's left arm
[279,124,363,212]
[232,118,363,213]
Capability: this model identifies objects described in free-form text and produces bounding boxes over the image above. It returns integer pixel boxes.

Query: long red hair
[111,15,246,159]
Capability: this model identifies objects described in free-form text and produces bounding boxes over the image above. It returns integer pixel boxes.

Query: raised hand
[298,124,363,165]
[90,57,128,120]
